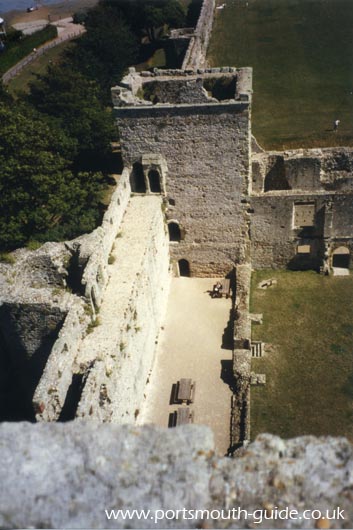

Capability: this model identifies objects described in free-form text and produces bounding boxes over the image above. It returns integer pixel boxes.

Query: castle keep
[113,67,252,276]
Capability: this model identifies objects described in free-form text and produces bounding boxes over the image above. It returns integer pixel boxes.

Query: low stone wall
[182,0,216,70]
[75,196,170,423]
[32,170,132,421]
[1,422,353,529]
[80,168,131,310]
[252,147,353,194]
[231,264,252,446]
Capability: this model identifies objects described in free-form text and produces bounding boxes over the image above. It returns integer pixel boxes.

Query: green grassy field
[7,40,74,96]
[0,25,58,76]
[250,270,353,441]
[208,0,353,150]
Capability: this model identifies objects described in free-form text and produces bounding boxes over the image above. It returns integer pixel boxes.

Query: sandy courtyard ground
[139,277,234,456]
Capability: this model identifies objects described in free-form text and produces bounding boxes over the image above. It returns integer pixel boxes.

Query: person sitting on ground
[213,281,222,294]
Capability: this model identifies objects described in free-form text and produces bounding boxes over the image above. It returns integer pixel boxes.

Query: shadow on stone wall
[0,305,65,422]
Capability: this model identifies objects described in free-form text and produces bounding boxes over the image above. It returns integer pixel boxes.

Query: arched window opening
[178,259,190,277]
[148,169,161,193]
[332,246,350,269]
[168,222,181,242]
[131,162,146,193]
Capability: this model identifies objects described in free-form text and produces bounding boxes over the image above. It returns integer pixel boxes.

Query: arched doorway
[168,222,181,242]
[131,162,146,193]
[178,259,190,277]
[148,169,161,193]
[332,246,350,269]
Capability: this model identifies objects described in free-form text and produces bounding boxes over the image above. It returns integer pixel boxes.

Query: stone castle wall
[252,148,353,194]
[33,170,132,421]
[2,422,353,529]
[250,148,353,270]
[182,0,216,70]
[231,264,252,446]
[80,168,132,309]
[75,196,170,423]
[33,192,170,423]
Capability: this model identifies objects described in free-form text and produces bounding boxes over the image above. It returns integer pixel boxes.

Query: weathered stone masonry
[251,148,353,271]
[0,168,170,424]
[113,67,252,277]
[1,2,353,523]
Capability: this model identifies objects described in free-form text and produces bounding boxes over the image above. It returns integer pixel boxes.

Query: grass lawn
[7,40,74,96]
[208,0,353,150]
[250,270,353,441]
[0,25,57,76]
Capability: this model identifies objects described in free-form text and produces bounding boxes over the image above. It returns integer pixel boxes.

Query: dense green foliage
[0,101,103,249]
[186,0,203,27]
[0,25,57,76]
[0,0,187,250]
[27,66,116,170]
[99,0,186,42]
[68,4,139,98]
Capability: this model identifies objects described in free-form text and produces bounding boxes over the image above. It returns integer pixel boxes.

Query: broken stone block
[250,373,266,385]
[258,278,278,289]
[249,313,263,324]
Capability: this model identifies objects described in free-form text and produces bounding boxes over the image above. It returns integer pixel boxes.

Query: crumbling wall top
[112,67,252,108]
[1,422,353,528]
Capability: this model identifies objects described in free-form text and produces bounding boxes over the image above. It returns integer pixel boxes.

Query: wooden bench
[221,278,231,298]
[176,407,194,426]
[211,278,231,298]
[177,378,196,403]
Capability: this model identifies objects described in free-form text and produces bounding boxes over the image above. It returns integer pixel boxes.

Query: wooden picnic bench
[177,378,196,403]
[176,407,194,426]
[220,278,231,298]
[211,278,231,299]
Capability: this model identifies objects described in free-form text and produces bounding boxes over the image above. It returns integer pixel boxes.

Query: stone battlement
[112,67,252,108]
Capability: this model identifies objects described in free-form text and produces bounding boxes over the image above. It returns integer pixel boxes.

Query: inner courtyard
[140,277,233,455]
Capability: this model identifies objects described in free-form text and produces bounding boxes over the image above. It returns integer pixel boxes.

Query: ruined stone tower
[112,67,253,277]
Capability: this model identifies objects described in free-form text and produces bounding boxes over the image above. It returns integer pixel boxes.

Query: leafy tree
[98,0,186,42]
[0,103,103,250]
[68,4,139,98]
[27,65,116,169]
